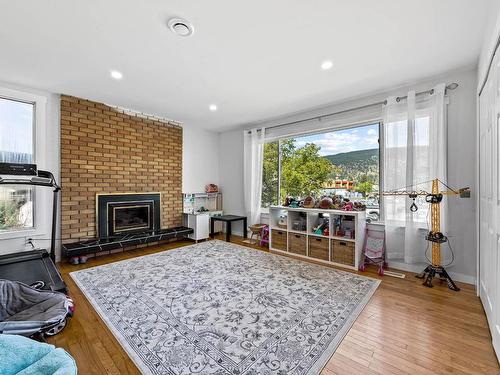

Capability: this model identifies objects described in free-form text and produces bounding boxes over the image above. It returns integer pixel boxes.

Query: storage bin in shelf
[271,229,287,251]
[308,235,329,261]
[332,239,355,266]
[288,232,307,255]
[268,206,365,271]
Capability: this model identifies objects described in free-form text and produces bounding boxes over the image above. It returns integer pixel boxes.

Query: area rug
[70,240,380,375]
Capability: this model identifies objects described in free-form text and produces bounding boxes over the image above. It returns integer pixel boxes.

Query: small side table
[210,215,247,242]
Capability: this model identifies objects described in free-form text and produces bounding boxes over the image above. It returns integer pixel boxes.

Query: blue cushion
[0,334,77,375]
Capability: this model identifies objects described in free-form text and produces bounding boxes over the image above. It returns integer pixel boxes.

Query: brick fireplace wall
[60,95,183,242]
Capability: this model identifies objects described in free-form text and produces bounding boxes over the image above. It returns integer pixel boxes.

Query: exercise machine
[383,178,470,291]
[0,162,67,293]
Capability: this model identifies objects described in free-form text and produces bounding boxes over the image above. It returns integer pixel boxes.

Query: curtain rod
[248,83,458,134]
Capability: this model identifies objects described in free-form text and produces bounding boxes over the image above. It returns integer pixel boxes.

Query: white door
[493,58,500,355]
[479,48,500,360]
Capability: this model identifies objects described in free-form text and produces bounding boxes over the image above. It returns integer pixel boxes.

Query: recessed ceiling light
[168,18,194,37]
[209,104,217,112]
[321,60,333,70]
[110,70,123,80]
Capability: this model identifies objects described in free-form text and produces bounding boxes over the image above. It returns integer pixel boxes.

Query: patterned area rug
[71,240,379,375]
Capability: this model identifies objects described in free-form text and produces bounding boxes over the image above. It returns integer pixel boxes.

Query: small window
[0,97,35,231]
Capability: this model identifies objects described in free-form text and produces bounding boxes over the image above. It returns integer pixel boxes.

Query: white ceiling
[0,1,489,131]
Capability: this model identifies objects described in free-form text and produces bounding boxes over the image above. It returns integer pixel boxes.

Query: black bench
[62,226,193,258]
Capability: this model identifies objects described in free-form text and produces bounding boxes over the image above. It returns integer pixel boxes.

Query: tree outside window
[0,97,35,230]
[261,123,380,221]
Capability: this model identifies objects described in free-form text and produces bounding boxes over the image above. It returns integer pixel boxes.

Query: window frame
[0,86,47,239]
[262,120,384,223]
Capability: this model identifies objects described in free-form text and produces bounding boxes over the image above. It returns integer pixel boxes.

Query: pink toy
[259,225,269,247]
[343,201,354,211]
[359,228,387,276]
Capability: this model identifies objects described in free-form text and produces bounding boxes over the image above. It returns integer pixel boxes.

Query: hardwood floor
[47,236,500,375]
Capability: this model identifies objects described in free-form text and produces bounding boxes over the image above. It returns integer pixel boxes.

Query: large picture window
[0,96,35,231]
[262,123,380,221]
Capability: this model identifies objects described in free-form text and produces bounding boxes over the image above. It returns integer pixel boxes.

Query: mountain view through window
[262,123,380,221]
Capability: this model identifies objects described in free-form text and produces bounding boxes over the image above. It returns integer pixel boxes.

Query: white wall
[182,126,220,194]
[0,83,220,260]
[0,82,61,259]
[478,0,500,89]
[443,69,477,284]
[219,67,478,284]
[218,129,246,235]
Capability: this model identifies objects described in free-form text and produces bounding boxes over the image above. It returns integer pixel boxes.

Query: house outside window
[261,122,381,221]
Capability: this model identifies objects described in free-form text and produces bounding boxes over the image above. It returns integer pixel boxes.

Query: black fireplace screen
[112,205,150,233]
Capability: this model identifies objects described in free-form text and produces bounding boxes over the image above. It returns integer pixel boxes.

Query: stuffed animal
[353,201,366,211]
[343,201,354,211]
[205,184,219,193]
[302,196,316,208]
[319,196,333,209]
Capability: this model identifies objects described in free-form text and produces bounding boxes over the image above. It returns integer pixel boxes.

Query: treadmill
[0,162,67,293]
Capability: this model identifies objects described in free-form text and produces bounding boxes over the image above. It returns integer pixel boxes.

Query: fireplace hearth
[96,193,161,238]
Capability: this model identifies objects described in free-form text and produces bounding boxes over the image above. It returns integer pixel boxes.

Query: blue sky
[0,98,33,155]
[294,123,379,156]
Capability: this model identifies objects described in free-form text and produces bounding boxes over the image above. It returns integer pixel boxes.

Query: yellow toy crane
[382,178,470,291]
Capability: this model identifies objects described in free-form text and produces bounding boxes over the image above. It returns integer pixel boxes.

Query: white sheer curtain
[383,84,447,263]
[243,128,265,229]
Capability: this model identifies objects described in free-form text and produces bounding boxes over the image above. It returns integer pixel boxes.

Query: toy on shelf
[319,196,333,209]
[342,200,354,211]
[205,184,219,193]
[302,196,316,208]
[312,215,329,236]
[284,196,302,208]
[291,212,307,231]
[277,214,288,229]
[353,201,366,211]
[283,194,367,212]
[333,215,355,239]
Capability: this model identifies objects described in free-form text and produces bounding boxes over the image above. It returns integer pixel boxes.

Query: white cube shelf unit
[268,205,366,270]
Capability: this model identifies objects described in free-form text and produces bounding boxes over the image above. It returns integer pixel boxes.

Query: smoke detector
[168,18,194,37]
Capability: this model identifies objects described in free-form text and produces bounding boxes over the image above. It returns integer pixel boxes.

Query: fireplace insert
[111,203,151,234]
[96,193,161,238]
